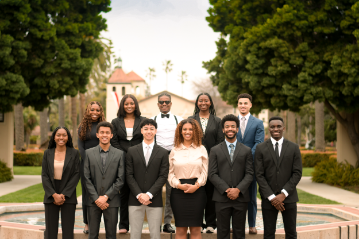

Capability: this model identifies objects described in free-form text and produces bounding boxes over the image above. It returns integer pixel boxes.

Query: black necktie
[275,142,280,165]
[161,113,169,118]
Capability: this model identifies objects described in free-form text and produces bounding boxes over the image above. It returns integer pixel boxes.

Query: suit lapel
[220,142,232,166]
[194,114,202,131]
[147,144,159,168]
[103,146,115,174]
[48,148,55,181]
[237,115,243,141]
[93,145,104,174]
[278,139,288,167]
[137,143,147,166]
[204,114,214,136]
[242,115,254,141]
[119,117,127,136]
[232,142,241,163]
[132,117,141,135]
[62,148,72,173]
[266,139,278,168]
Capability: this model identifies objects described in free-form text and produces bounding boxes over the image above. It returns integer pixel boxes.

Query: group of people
[41,92,302,239]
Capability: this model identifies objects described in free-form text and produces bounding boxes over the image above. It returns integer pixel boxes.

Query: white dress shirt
[238,112,251,130]
[151,111,183,151]
[268,137,288,201]
[136,141,155,200]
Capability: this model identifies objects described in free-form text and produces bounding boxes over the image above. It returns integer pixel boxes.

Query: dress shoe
[163,224,175,233]
[83,225,89,234]
[118,228,128,234]
[206,227,215,233]
[249,227,257,234]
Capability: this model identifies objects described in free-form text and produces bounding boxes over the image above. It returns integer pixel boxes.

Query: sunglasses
[158,101,171,105]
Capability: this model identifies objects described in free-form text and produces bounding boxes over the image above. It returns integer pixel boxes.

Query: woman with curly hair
[77,101,106,234]
[42,127,80,239]
[168,118,208,239]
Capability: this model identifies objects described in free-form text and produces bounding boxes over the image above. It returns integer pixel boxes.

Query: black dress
[78,121,99,225]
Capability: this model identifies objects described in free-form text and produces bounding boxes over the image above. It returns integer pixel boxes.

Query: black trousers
[81,179,88,224]
[204,180,216,228]
[88,206,118,239]
[215,201,248,239]
[119,181,130,230]
[262,199,297,239]
[44,202,76,239]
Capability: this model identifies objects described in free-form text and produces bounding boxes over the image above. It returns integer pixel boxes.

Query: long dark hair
[117,94,141,118]
[78,101,106,141]
[48,127,74,149]
[174,119,202,148]
[193,93,216,116]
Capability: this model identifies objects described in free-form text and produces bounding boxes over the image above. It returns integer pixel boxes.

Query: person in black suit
[41,126,80,239]
[126,118,169,239]
[255,116,302,239]
[189,93,224,233]
[209,114,254,239]
[110,94,145,233]
[83,121,125,239]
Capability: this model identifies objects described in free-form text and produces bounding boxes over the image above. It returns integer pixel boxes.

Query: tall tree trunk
[79,93,86,119]
[71,96,78,148]
[315,101,325,151]
[58,97,65,127]
[296,114,302,146]
[308,102,313,141]
[281,110,287,137]
[14,103,24,151]
[25,130,30,150]
[287,111,296,142]
[39,108,48,149]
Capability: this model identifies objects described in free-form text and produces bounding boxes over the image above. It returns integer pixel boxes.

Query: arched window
[122,86,125,96]
[112,86,116,92]
[135,86,140,95]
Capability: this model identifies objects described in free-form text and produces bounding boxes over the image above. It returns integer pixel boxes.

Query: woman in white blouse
[168,118,208,239]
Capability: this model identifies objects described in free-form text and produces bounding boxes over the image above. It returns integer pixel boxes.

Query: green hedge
[312,157,359,186]
[14,152,44,166]
[301,153,334,167]
[0,161,13,183]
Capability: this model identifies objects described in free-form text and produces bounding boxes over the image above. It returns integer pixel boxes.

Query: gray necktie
[145,145,151,166]
[241,117,246,137]
[229,144,235,162]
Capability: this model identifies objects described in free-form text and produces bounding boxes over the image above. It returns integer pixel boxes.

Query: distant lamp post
[0,112,4,122]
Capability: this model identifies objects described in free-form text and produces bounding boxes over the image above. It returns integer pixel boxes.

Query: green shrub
[312,157,359,186]
[14,152,43,166]
[0,161,13,183]
[301,153,334,167]
[29,135,38,144]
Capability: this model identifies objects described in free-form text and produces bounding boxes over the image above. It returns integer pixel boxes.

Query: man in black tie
[255,116,302,239]
[209,114,254,239]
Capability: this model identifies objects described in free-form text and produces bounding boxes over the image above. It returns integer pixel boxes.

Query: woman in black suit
[189,93,224,233]
[77,101,106,234]
[41,126,80,239]
[110,94,145,233]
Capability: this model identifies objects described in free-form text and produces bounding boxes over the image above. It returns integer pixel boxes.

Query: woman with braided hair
[77,101,106,234]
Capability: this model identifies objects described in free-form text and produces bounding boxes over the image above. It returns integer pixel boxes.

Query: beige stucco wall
[0,112,14,172]
[337,120,357,166]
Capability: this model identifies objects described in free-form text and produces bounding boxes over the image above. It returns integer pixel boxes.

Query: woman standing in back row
[189,93,224,233]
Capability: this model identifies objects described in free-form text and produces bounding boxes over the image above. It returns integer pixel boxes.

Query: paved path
[297,176,359,206]
[0,175,41,197]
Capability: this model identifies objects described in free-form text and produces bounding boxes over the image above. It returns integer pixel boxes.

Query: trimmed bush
[301,153,334,167]
[0,161,13,183]
[14,152,44,166]
[312,157,359,186]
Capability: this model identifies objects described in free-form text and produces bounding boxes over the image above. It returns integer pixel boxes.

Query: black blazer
[41,147,80,204]
[255,138,302,203]
[209,141,254,203]
[111,116,146,153]
[126,143,169,207]
[189,114,224,154]
[83,145,125,207]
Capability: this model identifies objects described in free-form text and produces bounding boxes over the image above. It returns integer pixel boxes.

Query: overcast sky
[101,0,219,100]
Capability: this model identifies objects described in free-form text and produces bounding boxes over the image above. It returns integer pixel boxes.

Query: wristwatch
[104,195,108,199]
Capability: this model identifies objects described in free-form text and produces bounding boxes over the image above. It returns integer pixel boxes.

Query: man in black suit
[255,116,302,239]
[126,118,169,239]
[209,114,254,239]
[83,122,125,239]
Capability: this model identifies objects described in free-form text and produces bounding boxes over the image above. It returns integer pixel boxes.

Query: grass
[13,166,42,175]
[302,167,314,177]
[0,181,82,203]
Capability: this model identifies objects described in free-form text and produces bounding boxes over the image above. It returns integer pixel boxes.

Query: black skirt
[170,178,206,227]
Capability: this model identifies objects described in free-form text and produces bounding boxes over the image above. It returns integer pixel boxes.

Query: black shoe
[163,224,175,233]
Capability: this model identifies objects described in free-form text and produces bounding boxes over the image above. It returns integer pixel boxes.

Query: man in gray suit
[84,121,125,239]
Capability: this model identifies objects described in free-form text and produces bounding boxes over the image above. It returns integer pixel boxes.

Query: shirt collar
[158,111,172,116]
[180,143,196,149]
[143,141,155,149]
[239,112,251,121]
[270,137,284,145]
[99,145,110,153]
[225,139,237,148]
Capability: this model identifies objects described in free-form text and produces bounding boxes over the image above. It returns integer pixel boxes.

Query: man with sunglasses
[151,92,183,233]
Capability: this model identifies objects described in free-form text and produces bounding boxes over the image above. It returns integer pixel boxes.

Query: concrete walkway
[0,175,41,197]
[297,176,359,206]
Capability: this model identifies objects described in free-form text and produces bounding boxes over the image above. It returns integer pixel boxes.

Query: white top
[126,128,133,141]
[151,111,183,151]
[238,112,251,130]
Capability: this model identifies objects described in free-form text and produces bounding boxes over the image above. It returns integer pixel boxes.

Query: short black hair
[237,93,252,103]
[221,114,240,129]
[269,116,284,123]
[158,92,171,101]
[140,118,157,129]
[48,127,74,149]
[117,94,141,118]
[96,121,114,133]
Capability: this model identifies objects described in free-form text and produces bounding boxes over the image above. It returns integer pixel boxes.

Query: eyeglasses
[158,101,171,105]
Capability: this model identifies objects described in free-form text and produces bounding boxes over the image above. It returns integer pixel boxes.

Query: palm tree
[146,67,156,95]
[162,60,173,91]
[23,107,39,149]
[14,103,25,151]
[178,71,188,96]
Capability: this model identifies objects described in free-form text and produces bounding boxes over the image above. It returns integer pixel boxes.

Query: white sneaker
[206,227,215,233]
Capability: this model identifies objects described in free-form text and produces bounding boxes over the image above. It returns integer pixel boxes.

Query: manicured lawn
[302,167,314,177]
[13,166,42,175]
[0,181,82,203]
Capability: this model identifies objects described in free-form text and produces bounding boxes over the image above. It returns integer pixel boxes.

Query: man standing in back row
[151,92,183,233]
[236,93,264,234]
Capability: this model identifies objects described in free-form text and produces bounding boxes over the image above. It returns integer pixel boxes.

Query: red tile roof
[108,68,145,83]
